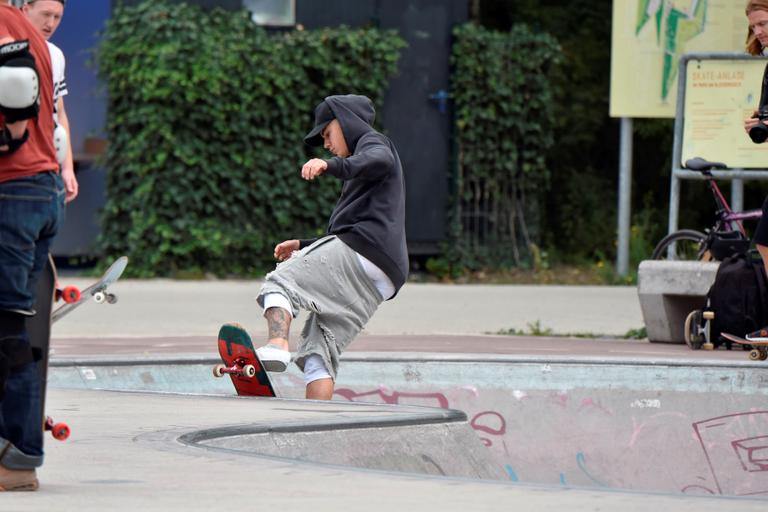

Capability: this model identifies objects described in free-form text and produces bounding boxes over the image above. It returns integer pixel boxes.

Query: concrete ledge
[181,420,507,481]
[637,260,719,343]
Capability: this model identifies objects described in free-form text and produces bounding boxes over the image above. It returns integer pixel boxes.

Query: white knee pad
[262,292,292,317]
[303,353,332,385]
[53,123,67,165]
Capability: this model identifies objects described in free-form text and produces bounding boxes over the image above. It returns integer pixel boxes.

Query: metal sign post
[667,53,768,240]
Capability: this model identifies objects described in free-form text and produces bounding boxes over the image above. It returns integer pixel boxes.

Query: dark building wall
[52,0,467,256]
[298,0,469,253]
[49,2,111,156]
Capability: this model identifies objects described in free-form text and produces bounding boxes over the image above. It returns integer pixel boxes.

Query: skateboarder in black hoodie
[254,94,408,400]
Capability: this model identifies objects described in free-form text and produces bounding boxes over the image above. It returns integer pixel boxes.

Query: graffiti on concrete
[692,411,768,496]
[334,384,768,497]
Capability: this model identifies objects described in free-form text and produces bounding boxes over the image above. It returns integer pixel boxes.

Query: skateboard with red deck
[720,332,768,361]
[213,323,276,397]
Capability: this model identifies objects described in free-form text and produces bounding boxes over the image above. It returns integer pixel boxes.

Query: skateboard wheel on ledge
[213,364,226,378]
[93,291,106,304]
[684,310,701,349]
[106,293,118,304]
[750,349,761,361]
[62,286,81,304]
[702,342,714,351]
[243,364,256,378]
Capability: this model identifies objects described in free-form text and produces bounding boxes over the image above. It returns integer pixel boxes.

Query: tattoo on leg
[265,307,291,341]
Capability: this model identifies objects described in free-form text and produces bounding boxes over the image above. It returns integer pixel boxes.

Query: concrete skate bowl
[50,353,768,497]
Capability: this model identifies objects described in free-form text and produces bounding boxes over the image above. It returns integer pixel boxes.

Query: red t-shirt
[0,4,57,183]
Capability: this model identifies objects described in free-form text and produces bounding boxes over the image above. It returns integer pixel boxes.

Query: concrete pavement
[8,389,765,511]
[52,278,643,337]
[23,278,768,508]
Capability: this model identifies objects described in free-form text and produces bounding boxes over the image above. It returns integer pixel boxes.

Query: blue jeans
[0,172,64,470]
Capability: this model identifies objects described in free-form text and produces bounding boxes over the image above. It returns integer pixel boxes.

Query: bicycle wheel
[651,229,707,260]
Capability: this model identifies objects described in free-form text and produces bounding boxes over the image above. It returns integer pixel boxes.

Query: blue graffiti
[504,464,519,481]
[576,452,608,487]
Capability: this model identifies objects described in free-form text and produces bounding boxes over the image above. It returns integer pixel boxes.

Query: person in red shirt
[0,2,61,492]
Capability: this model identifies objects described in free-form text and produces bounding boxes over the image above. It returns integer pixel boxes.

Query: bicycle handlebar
[684,157,727,172]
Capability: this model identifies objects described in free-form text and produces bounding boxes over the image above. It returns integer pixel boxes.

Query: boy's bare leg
[306,378,334,400]
[264,307,291,350]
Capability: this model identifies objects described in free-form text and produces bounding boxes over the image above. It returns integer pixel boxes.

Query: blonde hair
[747,0,768,55]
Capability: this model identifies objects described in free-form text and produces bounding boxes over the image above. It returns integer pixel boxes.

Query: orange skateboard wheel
[61,286,81,304]
[51,422,70,441]
[44,416,71,441]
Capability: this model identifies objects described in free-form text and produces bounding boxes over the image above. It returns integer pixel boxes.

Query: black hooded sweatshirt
[300,95,408,299]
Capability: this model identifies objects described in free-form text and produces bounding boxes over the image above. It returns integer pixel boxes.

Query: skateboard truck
[93,291,117,304]
[44,416,70,441]
[214,324,277,397]
[213,358,257,379]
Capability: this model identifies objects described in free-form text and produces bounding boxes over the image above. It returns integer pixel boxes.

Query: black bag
[707,230,751,261]
[706,251,768,349]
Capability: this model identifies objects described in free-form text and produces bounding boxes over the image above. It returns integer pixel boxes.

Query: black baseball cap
[304,101,334,147]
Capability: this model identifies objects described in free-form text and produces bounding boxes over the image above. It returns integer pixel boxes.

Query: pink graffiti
[334,387,449,409]
[550,391,569,408]
[471,411,506,436]
[578,398,612,416]
[335,387,508,447]
[471,411,506,448]
[692,411,768,496]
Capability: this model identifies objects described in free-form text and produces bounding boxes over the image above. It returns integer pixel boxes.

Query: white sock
[262,292,293,317]
[303,353,332,385]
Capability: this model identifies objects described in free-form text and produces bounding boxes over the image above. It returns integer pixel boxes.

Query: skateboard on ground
[213,323,276,397]
[51,256,128,324]
[720,332,768,361]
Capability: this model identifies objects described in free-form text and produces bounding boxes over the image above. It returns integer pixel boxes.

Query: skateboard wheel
[213,364,226,378]
[106,293,118,304]
[761,350,768,361]
[52,423,70,441]
[684,310,702,349]
[702,311,714,320]
[749,349,761,361]
[62,286,81,304]
[702,342,714,351]
[243,364,256,378]
[93,291,106,304]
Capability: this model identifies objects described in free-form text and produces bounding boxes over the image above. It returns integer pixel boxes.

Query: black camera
[749,109,768,144]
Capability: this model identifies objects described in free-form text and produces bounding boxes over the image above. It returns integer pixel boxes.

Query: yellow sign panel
[682,58,768,168]
[611,0,747,118]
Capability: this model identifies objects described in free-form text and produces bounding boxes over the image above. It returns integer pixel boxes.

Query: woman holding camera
[742,0,768,343]
[744,1,768,135]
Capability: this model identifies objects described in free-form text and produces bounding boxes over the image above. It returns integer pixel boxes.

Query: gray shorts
[256,236,383,380]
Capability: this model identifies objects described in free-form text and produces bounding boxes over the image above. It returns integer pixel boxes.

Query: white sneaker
[256,344,290,372]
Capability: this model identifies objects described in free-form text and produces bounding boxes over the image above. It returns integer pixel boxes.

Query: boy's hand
[301,158,327,181]
[61,166,79,203]
[274,239,300,261]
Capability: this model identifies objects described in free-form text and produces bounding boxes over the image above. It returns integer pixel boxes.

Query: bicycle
[651,157,762,260]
